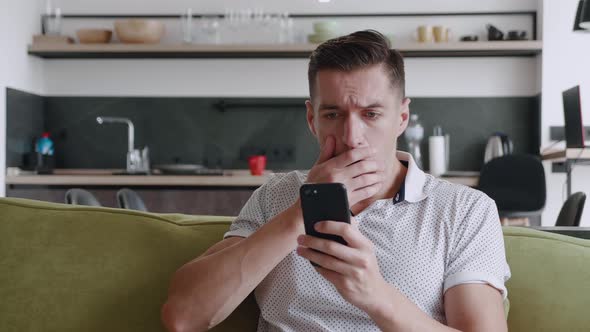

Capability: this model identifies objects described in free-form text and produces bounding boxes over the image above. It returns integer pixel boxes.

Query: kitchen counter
[440,176,479,187]
[5,169,270,187]
[5,168,479,188]
[6,168,479,215]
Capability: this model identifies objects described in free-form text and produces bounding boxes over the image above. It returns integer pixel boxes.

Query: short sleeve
[444,195,511,299]
[223,184,268,239]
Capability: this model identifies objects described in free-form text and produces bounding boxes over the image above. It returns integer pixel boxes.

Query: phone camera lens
[304,189,312,196]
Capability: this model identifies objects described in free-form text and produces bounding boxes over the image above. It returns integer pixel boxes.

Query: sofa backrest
[503,226,590,331]
[1,198,589,331]
[0,198,258,332]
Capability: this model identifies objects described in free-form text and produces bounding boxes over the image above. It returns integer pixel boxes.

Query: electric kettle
[484,133,513,163]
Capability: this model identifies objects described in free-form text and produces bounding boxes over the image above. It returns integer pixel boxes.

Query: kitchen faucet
[96,116,150,174]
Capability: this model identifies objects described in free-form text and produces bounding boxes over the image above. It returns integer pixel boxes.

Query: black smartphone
[300,183,351,246]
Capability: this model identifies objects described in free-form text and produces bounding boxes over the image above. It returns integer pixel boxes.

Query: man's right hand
[306,136,385,207]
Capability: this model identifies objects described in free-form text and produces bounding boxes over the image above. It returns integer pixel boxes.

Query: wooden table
[542,148,590,197]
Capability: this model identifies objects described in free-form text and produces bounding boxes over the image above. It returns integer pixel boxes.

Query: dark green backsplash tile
[7,92,540,171]
[5,88,45,167]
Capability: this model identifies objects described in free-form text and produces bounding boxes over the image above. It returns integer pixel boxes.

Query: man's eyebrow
[317,102,384,110]
[365,103,384,109]
[318,104,340,110]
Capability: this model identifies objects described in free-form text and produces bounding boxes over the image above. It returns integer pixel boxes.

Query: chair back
[555,192,586,227]
[65,188,102,207]
[117,188,148,212]
[478,154,546,212]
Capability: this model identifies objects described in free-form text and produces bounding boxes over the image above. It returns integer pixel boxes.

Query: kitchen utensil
[460,35,479,41]
[114,20,165,44]
[76,29,112,44]
[248,155,267,176]
[507,30,528,40]
[153,164,204,174]
[153,164,224,176]
[484,133,514,163]
[486,24,504,41]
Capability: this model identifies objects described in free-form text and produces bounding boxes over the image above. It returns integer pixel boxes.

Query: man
[162,30,510,332]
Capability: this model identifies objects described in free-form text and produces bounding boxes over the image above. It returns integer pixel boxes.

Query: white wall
[42,0,540,97]
[44,58,539,98]
[541,0,590,226]
[0,1,45,197]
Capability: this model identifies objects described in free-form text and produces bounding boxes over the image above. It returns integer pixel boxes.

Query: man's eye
[325,112,340,119]
[365,111,380,119]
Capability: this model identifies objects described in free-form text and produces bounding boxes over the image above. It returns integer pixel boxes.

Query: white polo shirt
[224,151,511,331]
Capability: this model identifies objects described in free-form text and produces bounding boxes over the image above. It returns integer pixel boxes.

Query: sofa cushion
[503,226,590,331]
[0,198,258,332]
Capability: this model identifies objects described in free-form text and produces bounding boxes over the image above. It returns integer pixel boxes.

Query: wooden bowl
[76,29,113,44]
[313,21,339,34]
[114,20,165,44]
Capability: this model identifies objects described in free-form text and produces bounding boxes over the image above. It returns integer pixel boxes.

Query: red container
[248,155,267,176]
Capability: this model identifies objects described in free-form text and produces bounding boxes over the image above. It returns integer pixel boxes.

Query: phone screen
[300,183,351,246]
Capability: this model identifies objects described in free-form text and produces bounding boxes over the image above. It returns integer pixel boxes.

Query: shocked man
[162,30,510,332]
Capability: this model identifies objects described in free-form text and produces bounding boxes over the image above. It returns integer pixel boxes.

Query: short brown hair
[308,30,405,100]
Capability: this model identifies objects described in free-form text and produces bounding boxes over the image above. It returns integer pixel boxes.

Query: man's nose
[342,114,367,148]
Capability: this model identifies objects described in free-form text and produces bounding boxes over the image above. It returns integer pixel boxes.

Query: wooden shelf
[28,41,542,59]
[542,148,590,161]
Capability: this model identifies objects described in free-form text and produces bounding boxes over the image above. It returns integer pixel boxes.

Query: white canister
[429,126,447,177]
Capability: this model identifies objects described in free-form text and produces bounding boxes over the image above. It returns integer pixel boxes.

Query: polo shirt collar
[396,151,429,203]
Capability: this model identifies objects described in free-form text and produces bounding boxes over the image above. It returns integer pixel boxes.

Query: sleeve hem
[223,228,254,239]
[444,271,508,300]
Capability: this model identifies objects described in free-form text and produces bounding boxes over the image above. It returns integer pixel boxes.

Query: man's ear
[396,97,411,138]
[305,100,318,137]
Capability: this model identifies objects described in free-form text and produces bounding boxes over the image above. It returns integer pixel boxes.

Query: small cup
[433,26,451,42]
[45,7,62,36]
[248,155,267,176]
[416,25,432,43]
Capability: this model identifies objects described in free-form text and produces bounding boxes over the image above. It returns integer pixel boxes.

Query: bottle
[404,114,424,168]
[429,126,447,177]
[181,8,193,43]
[35,132,54,156]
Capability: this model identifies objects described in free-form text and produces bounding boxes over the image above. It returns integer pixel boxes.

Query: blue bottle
[35,132,54,156]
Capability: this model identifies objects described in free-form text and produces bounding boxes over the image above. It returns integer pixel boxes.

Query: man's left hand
[296,217,388,314]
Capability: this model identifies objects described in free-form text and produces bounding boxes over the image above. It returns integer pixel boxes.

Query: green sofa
[1,198,589,332]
